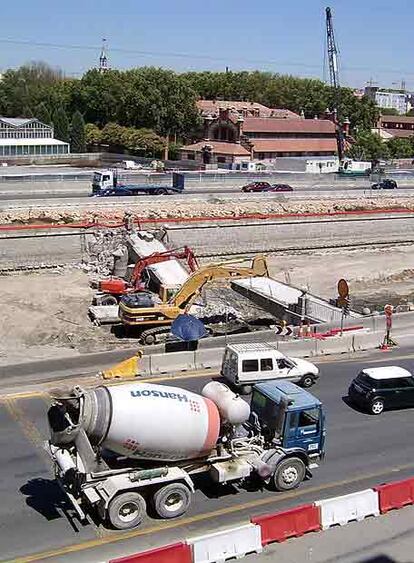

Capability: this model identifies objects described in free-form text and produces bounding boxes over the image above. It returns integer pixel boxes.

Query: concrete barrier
[188,523,262,563]
[316,335,354,356]
[195,348,223,370]
[277,339,317,358]
[149,350,196,375]
[316,489,379,530]
[352,332,382,352]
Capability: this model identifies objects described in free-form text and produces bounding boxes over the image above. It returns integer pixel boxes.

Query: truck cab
[250,381,325,490]
[221,343,319,393]
[92,170,114,193]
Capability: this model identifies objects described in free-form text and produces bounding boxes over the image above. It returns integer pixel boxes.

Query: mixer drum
[83,383,221,462]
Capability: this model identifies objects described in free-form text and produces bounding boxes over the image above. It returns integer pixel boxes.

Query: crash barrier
[375,478,414,514]
[251,504,320,545]
[352,332,382,352]
[107,475,414,563]
[276,339,317,358]
[188,523,262,563]
[109,542,192,563]
[315,489,379,530]
[148,350,197,375]
[194,347,224,370]
[316,334,355,355]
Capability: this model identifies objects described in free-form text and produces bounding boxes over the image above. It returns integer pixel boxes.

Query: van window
[103,175,110,181]
[242,359,259,372]
[260,358,273,371]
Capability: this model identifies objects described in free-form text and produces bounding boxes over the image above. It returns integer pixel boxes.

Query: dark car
[241,181,272,192]
[348,366,414,415]
[269,184,294,192]
[371,179,397,190]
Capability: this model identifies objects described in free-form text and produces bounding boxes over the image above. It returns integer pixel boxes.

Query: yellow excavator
[118,255,269,344]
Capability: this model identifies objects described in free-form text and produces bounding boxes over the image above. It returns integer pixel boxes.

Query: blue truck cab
[250,380,325,490]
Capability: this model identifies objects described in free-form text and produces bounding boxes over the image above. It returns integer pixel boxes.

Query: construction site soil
[1,245,413,365]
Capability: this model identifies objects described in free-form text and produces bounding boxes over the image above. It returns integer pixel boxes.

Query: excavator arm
[170,255,268,310]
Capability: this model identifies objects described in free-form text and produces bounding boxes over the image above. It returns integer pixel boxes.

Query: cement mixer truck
[46,380,325,530]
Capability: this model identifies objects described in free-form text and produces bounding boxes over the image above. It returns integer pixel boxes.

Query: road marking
[13,461,414,563]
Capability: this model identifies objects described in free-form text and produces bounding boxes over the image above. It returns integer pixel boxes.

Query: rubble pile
[1,197,412,225]
[81,229,128,278]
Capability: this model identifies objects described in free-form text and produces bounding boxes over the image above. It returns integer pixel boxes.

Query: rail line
[1,238,413,275]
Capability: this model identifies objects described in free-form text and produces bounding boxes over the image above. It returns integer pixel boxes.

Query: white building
[0,117,70,158]
[365,87,408,115]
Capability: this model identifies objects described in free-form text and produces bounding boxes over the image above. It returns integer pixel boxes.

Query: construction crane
[325,6,345,161]
[95,246,199,305]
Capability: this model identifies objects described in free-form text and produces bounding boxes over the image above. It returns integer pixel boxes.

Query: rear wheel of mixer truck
[152,482,192,519]
[107,492,147,530]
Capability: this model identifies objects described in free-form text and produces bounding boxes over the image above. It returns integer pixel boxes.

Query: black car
[371,179,397,190]
[348,366,414,415]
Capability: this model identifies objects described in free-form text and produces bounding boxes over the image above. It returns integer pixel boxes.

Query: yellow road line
[12,461,414,563]
[2,397,45,451]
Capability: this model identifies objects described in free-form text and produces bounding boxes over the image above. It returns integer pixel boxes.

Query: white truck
[47,380,325,530]
[221,343,320,394]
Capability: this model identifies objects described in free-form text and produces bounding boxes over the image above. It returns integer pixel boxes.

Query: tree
[346,130,389,161]
[34,102,52,125]
[85,123,102,147]
[380,108,399,116]
[70,110,86,153]
[387,137,414,158]
[53,106,70,142]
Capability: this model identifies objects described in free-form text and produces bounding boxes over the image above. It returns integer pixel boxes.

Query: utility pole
[325,7,344,162]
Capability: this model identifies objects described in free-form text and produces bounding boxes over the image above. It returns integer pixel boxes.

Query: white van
[221,343,319,394]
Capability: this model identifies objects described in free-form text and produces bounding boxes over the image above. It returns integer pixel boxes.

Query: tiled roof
[269,109,301,119]
[243,118,336,134]
[181,141,250,156]
[380,128,414,139]
[251,139,338,153]
[197,100,272,116]
[379,116,414,125]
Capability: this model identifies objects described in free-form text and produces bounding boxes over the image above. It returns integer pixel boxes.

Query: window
[298,408,319,429]
[217,156,226,164]
[260,358,273,371]
[394,377,414,387]
[187,153,195,160]
[242,359,259,372]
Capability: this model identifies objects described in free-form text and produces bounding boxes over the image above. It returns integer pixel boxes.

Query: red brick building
[181,101,338,165]
[377,115,414,139]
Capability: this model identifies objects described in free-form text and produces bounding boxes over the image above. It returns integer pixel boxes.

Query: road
[1,213,414,269]
[2,346,414,562]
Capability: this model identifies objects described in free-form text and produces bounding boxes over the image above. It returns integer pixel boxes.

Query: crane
[325,6,345,161]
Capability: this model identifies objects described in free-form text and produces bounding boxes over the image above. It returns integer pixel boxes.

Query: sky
[1,0,413,89]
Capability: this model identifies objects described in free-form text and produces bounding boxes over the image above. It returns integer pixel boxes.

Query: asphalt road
[2,346,414,562]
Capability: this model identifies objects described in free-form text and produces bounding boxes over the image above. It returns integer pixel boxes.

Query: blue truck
[91,170,185,196]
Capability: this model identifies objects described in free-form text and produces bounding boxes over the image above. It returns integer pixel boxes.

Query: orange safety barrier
[251,504,321,545]
[375,478,414,514]
[109,542,192,563]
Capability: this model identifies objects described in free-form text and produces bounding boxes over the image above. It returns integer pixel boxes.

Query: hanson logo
[131,389,189,402]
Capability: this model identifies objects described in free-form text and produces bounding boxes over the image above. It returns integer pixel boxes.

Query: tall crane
[325,6,344,161]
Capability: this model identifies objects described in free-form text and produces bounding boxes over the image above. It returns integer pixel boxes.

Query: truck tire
[152,483,191,519]
[300,374,315,388]
[100,295,118,306]
[273,457,306,491]
[108,492,146,530]
[156,188,168,195]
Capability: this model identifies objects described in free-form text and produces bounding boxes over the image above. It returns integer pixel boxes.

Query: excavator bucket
[101,352,143,380]
[252,255,269,277]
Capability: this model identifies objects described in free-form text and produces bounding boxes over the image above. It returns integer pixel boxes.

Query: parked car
[348,366,414,415]
[241,181,272,192]
[371,179,397,190]
[221,342,319,394]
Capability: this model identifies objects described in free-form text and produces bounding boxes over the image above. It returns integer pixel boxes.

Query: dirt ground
[1,245,414,365]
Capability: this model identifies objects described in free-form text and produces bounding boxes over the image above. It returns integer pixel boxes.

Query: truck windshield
[93,172,102,183]
[251,391,284,435]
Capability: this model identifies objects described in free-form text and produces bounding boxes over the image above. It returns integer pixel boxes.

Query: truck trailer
[47,380,325,530]
[91,170,184,196]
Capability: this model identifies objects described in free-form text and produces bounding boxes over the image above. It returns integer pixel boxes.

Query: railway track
[1,238,413,275]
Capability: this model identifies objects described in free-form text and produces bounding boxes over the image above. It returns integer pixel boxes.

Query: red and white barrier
[108,475,414,563]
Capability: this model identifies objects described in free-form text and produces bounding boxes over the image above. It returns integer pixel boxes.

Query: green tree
[34,102,52,125]
[85,123,102,147]
[53,106,70,143]
[346,131,389,161]
[387,137,414,158]
[380,108,399,116]
[70,110,86,153]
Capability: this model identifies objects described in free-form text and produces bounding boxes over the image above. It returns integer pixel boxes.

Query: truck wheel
[100,295,118,306]
[108,492,146,530]
[369,399,384,415]
[152,483,191,519]
[273,457,306,491]
[300,374,315,388]
[156,188,168,195]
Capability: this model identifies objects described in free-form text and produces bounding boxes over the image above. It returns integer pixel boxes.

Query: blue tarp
[171,314,208,342]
